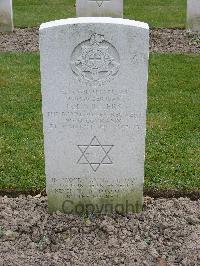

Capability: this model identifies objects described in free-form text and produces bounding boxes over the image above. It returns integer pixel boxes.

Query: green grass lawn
[0,53,199,192]
[13,0,186,28]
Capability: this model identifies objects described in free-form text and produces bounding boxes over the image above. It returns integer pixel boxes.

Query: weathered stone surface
[187,0,200,32]
[0,0,13,32]
[76,0,123,18]
[39,17,149,214]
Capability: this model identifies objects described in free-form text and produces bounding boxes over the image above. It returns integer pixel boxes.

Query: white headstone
[0,0,13,32]
[76,0,123,18]
[40,17,149,215]
[187,0,200,32]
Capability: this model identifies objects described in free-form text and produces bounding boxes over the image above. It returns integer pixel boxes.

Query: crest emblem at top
[70,33,120,86]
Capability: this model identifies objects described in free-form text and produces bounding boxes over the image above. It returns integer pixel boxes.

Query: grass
[0,53,44,190]
[146,54,200,190]
[13,0,75,28]
[0,53,199,192]
[124,0,186,28]
[13,0,186,28]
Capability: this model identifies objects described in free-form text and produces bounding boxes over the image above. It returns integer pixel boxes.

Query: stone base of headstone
[187,0,200,32]
[40,17,149,215]
[48,188,143,215]
[0,0,13,32]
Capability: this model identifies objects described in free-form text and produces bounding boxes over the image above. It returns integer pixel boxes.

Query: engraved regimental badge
[71,33,120,86]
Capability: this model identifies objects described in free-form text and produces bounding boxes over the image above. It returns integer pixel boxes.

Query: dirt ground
[0,196,199,266]
[0,28,199,53]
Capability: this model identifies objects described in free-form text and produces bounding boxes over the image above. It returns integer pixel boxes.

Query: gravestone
[40,17,149,215]
[0,0,13,32]
[187,0,200,32]
[76,0,123,18]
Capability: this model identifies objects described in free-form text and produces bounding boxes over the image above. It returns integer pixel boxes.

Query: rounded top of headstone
[40,17,149,31]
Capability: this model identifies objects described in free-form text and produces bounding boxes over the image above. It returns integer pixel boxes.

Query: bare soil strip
[0,28,200,53]
[0,188,200,201]
[0,196,199,265]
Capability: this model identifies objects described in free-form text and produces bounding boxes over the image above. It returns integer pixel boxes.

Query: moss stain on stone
[47,186,143,215]
[0,11,13,32]
[187,16,200,32]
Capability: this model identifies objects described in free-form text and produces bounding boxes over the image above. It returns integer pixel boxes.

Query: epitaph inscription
[71,33,120,86]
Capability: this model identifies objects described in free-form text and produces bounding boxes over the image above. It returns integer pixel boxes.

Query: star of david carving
[89,0,108,7]
[77,136,114,172]
[95,1,104,7]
